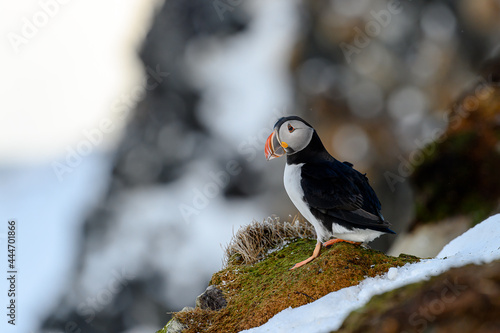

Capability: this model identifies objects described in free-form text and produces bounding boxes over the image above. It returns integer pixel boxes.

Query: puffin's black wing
[300,160,394,233]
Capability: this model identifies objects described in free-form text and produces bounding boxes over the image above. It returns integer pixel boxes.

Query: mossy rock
[412,130,500,225]
[334,259,500,333]
[161,239,419,333]
[411,84,500,226]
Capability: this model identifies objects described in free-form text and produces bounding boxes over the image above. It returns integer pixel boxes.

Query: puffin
[265,116,395,270]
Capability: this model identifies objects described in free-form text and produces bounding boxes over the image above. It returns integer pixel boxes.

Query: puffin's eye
[288,124,295,133]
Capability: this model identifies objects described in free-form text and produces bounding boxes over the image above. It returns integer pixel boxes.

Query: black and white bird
[265,116,395,269]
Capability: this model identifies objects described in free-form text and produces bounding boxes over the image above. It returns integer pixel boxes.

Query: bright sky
[0,0,161,165]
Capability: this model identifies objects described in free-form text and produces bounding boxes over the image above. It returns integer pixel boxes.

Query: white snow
[242,214,500,333]
[386,267,398,280]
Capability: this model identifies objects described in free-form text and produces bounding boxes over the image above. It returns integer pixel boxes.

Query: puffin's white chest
[284,163,330,241]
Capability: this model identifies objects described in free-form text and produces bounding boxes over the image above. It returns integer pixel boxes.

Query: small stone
[196,285,227,310]
[165,317,187,333]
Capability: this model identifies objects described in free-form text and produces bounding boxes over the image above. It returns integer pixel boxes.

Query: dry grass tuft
[223,215,316,267]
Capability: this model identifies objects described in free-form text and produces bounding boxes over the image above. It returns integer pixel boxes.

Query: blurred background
[1,0,500,332]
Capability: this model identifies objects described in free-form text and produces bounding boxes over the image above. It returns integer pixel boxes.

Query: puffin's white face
[265,119,314,160]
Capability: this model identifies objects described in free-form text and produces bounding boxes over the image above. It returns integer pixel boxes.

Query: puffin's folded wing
[299,163,362,210]
[300,162,393,231]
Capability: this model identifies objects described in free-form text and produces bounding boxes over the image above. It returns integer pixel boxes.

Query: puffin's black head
[265,116,316,160]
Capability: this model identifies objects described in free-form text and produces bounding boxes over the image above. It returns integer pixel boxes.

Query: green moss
[165,239,419,333]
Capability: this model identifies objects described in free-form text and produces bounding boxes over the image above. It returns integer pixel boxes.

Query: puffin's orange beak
[265,130,285,160]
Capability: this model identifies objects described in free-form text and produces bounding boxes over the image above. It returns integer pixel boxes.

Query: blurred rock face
[113,0,249,188]
[412,57,500,225]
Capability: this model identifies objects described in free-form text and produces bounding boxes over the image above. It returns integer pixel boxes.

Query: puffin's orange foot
[322,238,362,247]
[290,241,321,270]
[290,255,316,270]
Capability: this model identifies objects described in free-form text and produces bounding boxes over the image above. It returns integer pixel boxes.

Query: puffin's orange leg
[322,238,361,247]
[290,241,321,270]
